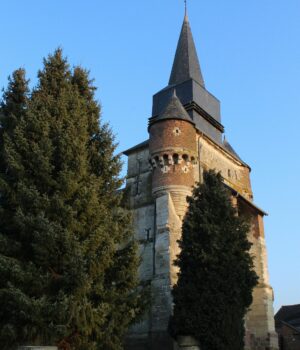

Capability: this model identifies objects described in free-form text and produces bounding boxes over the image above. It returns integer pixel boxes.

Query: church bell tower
[124,10,278,350]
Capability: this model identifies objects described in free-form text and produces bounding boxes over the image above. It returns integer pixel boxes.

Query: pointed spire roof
[169,13,204,87]
[149,90,194,127]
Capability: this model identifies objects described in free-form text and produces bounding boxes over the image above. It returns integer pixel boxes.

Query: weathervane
[184,0,187,14]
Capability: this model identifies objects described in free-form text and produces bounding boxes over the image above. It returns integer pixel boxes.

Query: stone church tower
[124,12,278,350]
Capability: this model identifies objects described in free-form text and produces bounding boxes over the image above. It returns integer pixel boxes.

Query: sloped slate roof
[149,91,194,127]
[169,14,204,87]
[223,182,267,216]
[122,139,149,156]
[275,304,300,331]
[223,138,244,163]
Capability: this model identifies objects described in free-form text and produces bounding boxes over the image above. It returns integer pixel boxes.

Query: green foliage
[0,68,29,175]
[0,49,143,350]
[169,170,258,350]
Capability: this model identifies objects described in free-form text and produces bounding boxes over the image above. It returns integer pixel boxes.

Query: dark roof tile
[123,139,149,156]
[223,138,243,162]
[149,90,194,127]
[169,14,204,87]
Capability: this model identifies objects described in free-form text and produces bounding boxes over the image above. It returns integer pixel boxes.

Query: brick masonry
[124,117,278,349]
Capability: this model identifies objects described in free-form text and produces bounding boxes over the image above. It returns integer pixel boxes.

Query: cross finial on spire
[184,0,187,15]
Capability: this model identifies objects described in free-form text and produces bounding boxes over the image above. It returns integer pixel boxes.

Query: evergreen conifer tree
[0,49,142,350]
[0,68,30,347]
[169,170,258,350]
[0,68,29,171]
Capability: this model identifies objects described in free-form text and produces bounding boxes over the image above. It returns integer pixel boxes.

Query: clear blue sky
[1,0,299,312]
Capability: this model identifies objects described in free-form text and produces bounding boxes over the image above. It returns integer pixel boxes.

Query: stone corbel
[159,156,164,167]
[168,154,174,165]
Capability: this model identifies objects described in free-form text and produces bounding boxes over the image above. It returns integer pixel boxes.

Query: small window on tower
[173,127,182,136]
[228,169,231,178]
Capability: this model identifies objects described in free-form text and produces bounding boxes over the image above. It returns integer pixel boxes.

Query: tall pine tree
[0,68,31,347]
[0,68,29,172]
[169,170,258,350]
[0,49,143,350]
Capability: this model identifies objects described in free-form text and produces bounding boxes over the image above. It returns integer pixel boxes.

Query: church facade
[124,12,278,350]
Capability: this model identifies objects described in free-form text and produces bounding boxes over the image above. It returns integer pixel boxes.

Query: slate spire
[169,13,205,87]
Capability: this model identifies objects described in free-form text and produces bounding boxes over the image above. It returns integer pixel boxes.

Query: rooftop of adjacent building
[275,304,300,333]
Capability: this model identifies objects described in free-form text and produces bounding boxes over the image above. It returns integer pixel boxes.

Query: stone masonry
[124,12,278,350]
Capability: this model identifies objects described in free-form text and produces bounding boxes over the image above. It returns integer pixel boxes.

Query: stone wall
[197,134,253,199]
[125,129,278,349]
[197,133,278,348]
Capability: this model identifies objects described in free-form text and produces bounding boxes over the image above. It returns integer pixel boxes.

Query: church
[123,9,278,350]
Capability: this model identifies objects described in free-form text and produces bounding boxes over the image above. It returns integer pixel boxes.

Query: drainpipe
[198,135,203,184]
